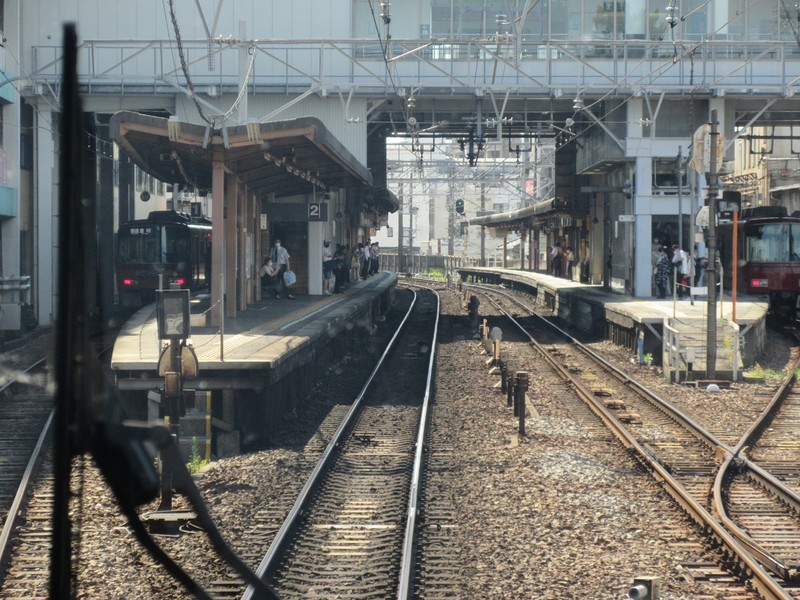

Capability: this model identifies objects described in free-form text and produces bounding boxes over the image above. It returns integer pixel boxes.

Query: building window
[654,99,707,139]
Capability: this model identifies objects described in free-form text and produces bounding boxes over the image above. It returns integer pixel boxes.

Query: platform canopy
[468,197,570,231]
[110,111,373,198]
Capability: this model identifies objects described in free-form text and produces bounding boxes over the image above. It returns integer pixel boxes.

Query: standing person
[565,247,575,280]
[352,244,363,282]
[671,244,689,299]
[369,242,380,275]
[550,242,563,277]
[270,238,294,299]
[654,248,671,299]
[322,240,333,296]
[333,244,347,293]
[360,241,371,280]
[580,248,591,283]
[694,239,707,286]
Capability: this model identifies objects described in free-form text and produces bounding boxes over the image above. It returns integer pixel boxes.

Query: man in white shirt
[672,244,691,298]
[270,239,294,299]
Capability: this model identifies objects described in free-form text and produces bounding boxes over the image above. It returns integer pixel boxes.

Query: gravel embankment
[3,289,794,598]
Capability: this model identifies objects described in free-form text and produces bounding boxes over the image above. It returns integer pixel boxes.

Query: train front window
[118,226,159,264]
[163,226,191,264]
[744,223,800,262]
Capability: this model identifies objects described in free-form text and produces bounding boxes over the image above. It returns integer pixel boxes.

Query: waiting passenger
[270,238,294,299]
[551,242,563,277]
[654,248,671,299]
[565,247,575,280]
[260,258,278,294]
[322,240,334,296]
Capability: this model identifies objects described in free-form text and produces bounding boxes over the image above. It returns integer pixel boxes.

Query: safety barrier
[663,316,741,383]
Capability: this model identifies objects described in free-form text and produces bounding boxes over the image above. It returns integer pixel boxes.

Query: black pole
[516,372,529,436]
[51,23,83,598]
[706,111,719,379]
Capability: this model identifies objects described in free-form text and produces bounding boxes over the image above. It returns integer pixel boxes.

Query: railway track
[233,287,440,598]
[0,357,51,586]
[0,333,124,598]
[469,283,800,599]
[713,331,800,591]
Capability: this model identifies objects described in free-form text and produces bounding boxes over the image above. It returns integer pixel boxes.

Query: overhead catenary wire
[167,0,257,128]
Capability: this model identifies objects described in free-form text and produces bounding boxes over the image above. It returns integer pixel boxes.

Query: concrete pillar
[35,104,55,326]
[211,155,225,327]
[634,158,653,298]
[308,219,324,295]
[226,174,238,316]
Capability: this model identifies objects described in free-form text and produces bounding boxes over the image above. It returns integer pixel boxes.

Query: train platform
[111,271,396,455]
[112,270,396,388]
[457,266,769,377]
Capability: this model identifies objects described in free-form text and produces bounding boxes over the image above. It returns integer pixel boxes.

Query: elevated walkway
[457,266,768,381]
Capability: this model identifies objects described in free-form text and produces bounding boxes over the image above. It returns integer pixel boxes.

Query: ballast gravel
[3,288,795,598]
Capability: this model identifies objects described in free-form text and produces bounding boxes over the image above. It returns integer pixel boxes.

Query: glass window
[353,0,377,37]
[682,0,708,41]
[745,223,800,262]
[426,0,548,39]
[728,0,780,40]
[652,158,688,192]
[654,99,708,138]
[590,1,624,39]
[118,226,159,264]
[648,0,671,40]
[164,226,191,263]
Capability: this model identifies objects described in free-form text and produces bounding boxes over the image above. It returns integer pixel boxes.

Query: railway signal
[455,198,465,214]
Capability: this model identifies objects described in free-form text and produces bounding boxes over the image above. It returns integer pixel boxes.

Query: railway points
[3,281,800,598]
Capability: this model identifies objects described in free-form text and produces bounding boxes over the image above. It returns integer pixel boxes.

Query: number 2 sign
[307,202,328,222]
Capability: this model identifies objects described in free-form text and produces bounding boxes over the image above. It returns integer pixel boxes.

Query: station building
[0,1,796,330]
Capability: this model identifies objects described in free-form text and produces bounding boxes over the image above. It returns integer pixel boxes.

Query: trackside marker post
[516,372,529,436]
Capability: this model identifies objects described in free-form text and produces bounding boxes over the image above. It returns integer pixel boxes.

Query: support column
[633,157,653,298]
[308,218,324,296]
[226,174,238,317]
[211,155,225,327]
[35,104,55,326]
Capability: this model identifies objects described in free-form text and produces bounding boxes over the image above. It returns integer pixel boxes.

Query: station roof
[468,197,570,231]
[109,111,374,199]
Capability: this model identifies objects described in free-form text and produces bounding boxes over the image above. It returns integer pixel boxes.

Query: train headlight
[750,278,769,288]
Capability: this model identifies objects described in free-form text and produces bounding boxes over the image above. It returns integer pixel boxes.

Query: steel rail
[0,358,51,582]
[397,288,440,599]
[473,286,792,600]
[712,335,800,583]
[243,289,425,599]
[473,284,735,455]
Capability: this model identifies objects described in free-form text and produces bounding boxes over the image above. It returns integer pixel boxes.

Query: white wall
[21,1,355,48]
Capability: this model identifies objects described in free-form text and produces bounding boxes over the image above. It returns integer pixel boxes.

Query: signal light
[455,198,465,214]
[175,278,185,286]
[123,279,133,286]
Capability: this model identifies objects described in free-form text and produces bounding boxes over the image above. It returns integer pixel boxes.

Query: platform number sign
[307,202,328,222]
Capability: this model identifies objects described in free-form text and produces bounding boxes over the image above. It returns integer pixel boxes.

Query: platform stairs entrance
[662,317,742,383]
